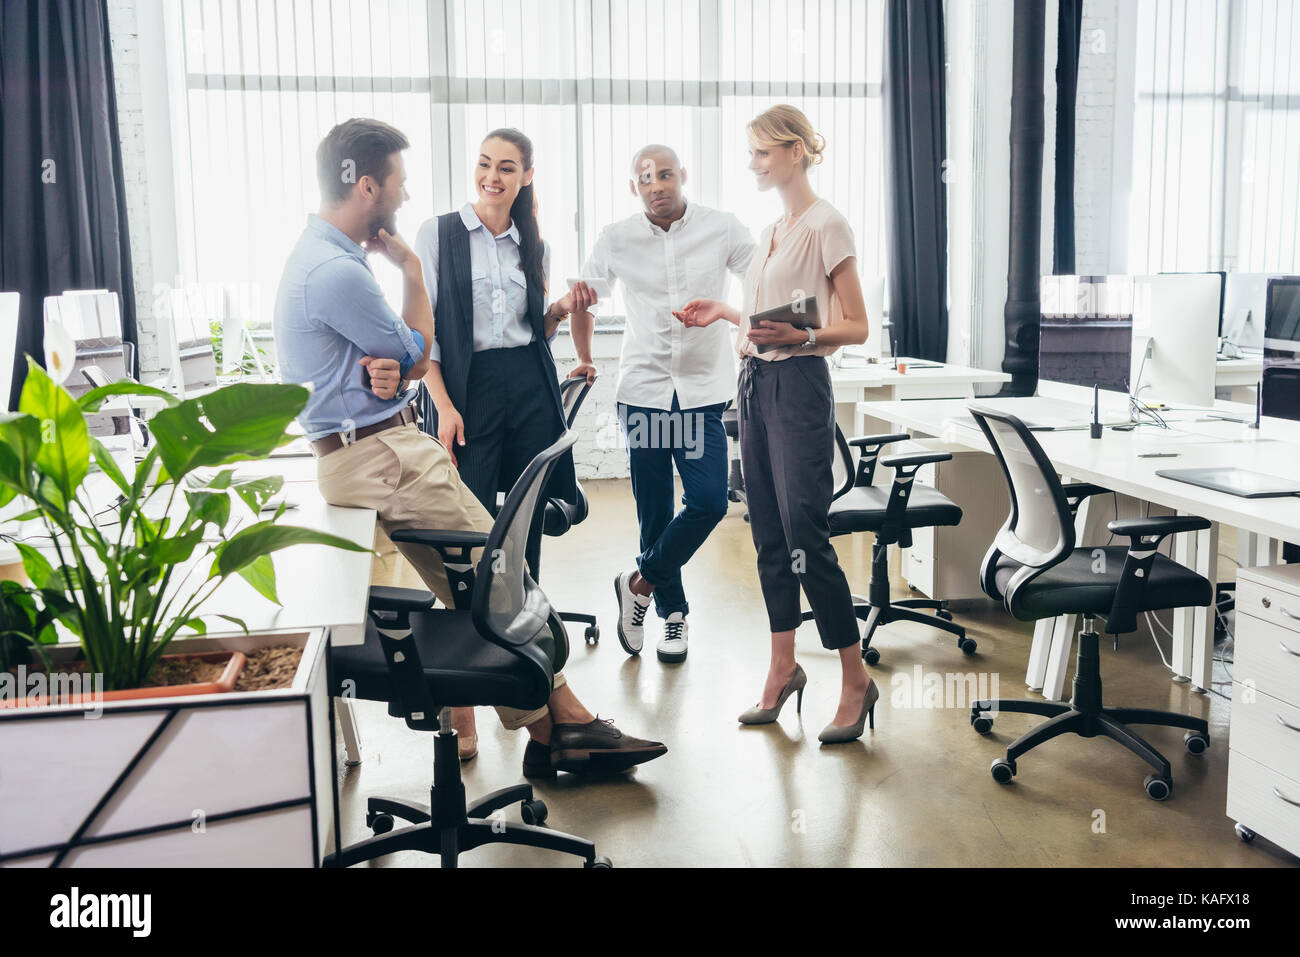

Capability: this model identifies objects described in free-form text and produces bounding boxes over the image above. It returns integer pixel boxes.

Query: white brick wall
[106,0,161,374]
[1075,0,1121,276]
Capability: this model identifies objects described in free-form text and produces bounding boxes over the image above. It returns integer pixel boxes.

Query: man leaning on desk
[273,118,666,778]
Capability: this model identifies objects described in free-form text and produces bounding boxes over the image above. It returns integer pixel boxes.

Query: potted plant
[0,358,366,702]
[0,359,371,866]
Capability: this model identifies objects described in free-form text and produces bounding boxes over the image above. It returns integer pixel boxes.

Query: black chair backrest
[474,430,578,655]
[831,423,854,500]
[968,404,1076,602]
[559,376,593,429]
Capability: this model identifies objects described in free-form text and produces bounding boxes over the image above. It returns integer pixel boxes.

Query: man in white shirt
[571,145,755,663]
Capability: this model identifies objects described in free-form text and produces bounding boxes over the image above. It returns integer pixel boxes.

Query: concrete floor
[338,479,1298,867]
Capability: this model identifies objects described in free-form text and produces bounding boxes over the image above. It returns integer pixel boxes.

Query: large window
[1130,0,1300,274]
[172,0,887,327]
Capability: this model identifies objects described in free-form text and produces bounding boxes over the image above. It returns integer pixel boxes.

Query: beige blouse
[738,198,856,362]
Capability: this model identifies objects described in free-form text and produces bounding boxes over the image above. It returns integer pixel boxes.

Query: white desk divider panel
[0,628,336,867]
[0,291,19,408]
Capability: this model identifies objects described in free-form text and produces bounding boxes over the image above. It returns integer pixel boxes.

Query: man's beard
[369,209,398,241]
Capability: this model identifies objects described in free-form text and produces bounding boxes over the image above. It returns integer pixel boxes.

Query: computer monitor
[1222,273,1275,351]
[1130,274,1220,408]
[1161,270,1226,334]
[1038,314,1133,392]
[1262,277,1300,422]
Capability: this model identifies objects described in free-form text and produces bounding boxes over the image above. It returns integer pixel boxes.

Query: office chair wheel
[863,646,881,666]
[520,799,548,826]
[990,758,1015,784]
[584,624,600,644]
[1234,823,1255,843]
[1143,774,1172,801]
[958,637,977,655]
[743,512,750,523]
[971,714,993,735]
[1183,731,1209,755]
[585,855,613,868]
[936,609,953,622]
[728,490,742,503]
[367,812,395,835]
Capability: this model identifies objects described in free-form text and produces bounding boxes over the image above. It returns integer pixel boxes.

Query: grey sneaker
[614,571,651,656]
[657,612,688,663]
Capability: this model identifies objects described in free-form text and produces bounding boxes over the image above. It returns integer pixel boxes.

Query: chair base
[800,540,973,665]
[971,624,1209,801]
[559,610,600,644]
[323,730,607,868]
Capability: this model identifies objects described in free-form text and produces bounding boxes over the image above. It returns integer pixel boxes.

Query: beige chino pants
[315,423,563,730]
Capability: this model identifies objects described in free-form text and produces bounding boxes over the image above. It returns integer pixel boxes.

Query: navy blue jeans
[618,394,729,619]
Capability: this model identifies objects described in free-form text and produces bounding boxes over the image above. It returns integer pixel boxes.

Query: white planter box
[0,628,335,867]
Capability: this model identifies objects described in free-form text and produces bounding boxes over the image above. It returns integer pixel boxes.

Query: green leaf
[78,380,179,413]
[0,413,43,502]
[89,438,132,496]
[215,613,249,634]
[236,553,278,604]
[180,617,207,635]
[232,475,283,515]
[184,488,232,531]
[152,523,208,566]
[212,521,370,581]
[148,383,308,483]
[18,359,89,500]
[13,542,53,589]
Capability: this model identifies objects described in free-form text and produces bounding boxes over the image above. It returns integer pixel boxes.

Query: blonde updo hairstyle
[747,104,826,170]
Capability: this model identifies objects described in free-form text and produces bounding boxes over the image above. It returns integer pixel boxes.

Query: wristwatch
[802,327,817,349]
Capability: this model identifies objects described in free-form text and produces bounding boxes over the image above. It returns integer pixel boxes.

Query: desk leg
[1173,517,1218,692]
[1026,619,1053,691]
[337,696,363,767]
[1043,615,1077,701]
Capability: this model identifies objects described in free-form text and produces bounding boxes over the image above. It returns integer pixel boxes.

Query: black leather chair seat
[332,610,552,712]
[827,484,963,535]
[996,546,1213,621]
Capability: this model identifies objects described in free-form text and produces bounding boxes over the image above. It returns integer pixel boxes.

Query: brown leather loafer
[549,717,667,773]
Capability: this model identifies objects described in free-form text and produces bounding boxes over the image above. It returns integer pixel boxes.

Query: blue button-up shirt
[415,204,552,357]
[273,215,425,440]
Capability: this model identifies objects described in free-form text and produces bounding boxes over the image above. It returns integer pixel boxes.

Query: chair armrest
[847,432,911,448]
[388,529,489,610]
[368,586,436,615]
[880,451,952,470]
[1104,515,1212,633]
[1061,482,1109,517]
[847,433,911,486]
[1107,515,1211,541]
[389,529,490,550]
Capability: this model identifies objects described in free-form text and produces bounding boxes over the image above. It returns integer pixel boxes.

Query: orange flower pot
[4,651,247,709]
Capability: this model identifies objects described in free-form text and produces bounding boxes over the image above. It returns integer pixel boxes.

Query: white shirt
[581,202,755,410]
[414,204,552,360]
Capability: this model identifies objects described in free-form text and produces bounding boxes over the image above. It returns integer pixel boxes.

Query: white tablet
[564,277,613,299]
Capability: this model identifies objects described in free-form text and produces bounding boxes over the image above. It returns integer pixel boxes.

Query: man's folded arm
[308,258,427,370]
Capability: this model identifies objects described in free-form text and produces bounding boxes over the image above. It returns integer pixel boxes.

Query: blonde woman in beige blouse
[676,105,876,743]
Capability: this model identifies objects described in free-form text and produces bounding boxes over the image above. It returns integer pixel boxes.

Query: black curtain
[0,0,138,410]
[1000,0,1047,396]
[1053,0,1084,275]
[883,0,948,362]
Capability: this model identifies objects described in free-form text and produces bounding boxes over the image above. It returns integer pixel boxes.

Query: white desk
[857,390,1300,697]
[1216,354,1264,403]
[831,358,1012,448]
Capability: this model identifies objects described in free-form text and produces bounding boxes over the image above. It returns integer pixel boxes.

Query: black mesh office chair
[540,377,599,643]
[326,432,610,867]
[967,404,1212,801]
[802,426,975,665]
[722,401,746,519]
